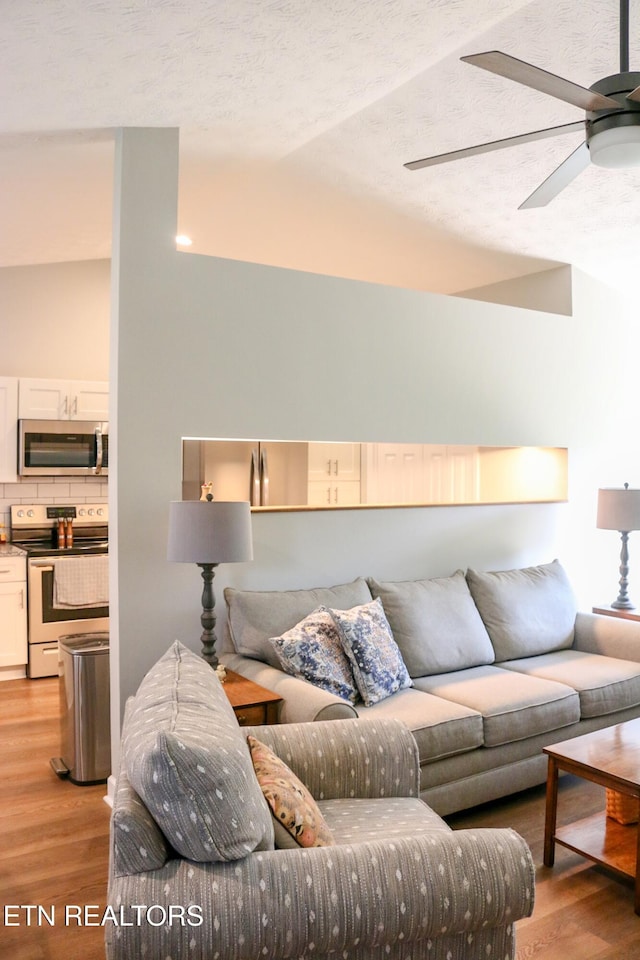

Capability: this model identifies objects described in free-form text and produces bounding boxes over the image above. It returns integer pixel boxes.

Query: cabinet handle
[334,488,338,503]
[71,395,78,416]
[327,459,331,476]
[63,395,68,415]
[326,487,331,504]
[19,588,24,609]
[334,459,339,475]
[0,568,11,574]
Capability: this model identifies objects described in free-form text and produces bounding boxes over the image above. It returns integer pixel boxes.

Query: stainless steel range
[10,504,109,678]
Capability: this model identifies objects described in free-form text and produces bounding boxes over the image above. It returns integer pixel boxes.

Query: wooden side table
[592,605,640,622]
[222,669,282,725]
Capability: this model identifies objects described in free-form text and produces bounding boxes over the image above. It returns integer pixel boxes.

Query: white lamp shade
[167,500,253,563]
[597,487,640,532]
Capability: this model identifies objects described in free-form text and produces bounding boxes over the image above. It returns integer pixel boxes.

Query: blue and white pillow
[328,598,413,706]
[268,607,359,703]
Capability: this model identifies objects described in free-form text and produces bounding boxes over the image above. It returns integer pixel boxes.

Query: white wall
[110,129,640,751]
[0,259,110,379]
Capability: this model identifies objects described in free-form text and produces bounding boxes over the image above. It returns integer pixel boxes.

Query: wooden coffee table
[543,718,640,913]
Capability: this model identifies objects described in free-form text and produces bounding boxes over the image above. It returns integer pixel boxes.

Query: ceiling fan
[405,0,640,208]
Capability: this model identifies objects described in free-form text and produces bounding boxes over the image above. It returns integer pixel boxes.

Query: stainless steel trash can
[56,632,110,785]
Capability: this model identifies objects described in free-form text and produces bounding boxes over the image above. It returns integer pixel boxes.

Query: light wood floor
[1,677,110,960]
[1,676,639,959]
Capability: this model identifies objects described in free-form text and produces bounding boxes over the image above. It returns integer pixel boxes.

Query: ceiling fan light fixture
[589,125,640,168]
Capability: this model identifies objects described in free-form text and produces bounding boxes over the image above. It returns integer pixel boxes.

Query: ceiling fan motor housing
[587,72,640,165]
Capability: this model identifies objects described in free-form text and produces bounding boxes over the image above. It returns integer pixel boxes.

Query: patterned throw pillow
[247,735,335,848]
[328,598,413,706]
[268,607,359,703]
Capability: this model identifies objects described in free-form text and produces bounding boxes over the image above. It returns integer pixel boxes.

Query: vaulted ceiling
[3,1,640,294]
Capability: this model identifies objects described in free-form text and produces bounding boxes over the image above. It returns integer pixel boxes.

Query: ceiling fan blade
[462,51,620,112]
[404,121,584,171]
[626,86,640,102]
[518,142,590,209]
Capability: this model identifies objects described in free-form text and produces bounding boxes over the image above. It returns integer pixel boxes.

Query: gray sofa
[221,560,640,815]
[106,641,535,960]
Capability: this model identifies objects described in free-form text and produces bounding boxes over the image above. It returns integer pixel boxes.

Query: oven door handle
[29,561,55,570]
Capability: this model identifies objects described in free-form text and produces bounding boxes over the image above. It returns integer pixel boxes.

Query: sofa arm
[106,827,534,960]
[222,652,358,721]
[574,611,640,662]
[241,716,420,800]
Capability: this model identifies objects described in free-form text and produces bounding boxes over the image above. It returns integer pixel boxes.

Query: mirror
[182,439,568,510]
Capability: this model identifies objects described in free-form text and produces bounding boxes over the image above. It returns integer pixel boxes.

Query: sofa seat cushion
[466,560,577,660]
[319,796,451,844]
[368,570,495,677]
[416,665,580,747]
[225,578,372,667]
[499,649,640,718]
[356,687,484,761]
[122,641,274,862]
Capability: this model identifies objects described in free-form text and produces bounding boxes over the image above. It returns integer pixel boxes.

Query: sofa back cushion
[368,570,495,677]
[122,640,274,862]
[466,560,577,661]
[225,578,372,667]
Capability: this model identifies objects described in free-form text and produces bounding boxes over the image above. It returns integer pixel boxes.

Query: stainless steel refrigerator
[182,439,309,507]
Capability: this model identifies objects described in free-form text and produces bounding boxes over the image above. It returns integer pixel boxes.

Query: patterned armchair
[106,642,534,960]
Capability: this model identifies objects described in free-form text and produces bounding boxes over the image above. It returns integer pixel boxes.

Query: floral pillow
[328,598,413,706]
[268,607,359,703]
[247,735,335,849]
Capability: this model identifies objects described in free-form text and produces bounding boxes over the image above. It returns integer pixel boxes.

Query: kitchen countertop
[0,543,27,557]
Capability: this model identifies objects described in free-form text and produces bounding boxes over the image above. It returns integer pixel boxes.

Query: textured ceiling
[2,0,640,294]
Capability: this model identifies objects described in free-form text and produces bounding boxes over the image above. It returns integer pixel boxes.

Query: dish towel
[53,555,109,609]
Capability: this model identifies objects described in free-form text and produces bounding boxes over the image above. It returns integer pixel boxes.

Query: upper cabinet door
[0,377,19,483]
[308,442,361,482]
[73,381,109,420]
[18,378,109,420]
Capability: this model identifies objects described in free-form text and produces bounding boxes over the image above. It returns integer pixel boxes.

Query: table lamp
[597,483,640,610]
[167,497,253,666]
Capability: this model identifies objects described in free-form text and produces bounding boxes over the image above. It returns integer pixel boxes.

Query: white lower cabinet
[308,480,361,507]
[0,557,28,675]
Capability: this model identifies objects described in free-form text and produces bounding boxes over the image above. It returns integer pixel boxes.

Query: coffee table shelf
[555,812,637,881]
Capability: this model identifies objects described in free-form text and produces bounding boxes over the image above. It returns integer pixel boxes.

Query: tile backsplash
[0,477,108,537]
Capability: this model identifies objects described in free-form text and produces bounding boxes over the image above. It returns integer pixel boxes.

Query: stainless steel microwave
[18,419,109,477]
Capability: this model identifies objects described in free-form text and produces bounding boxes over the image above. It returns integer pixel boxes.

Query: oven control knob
[97,508,104,516]
[78,508,86,516]
[27,509,34,517]
[16,509,24,518]
[88,508,95,516]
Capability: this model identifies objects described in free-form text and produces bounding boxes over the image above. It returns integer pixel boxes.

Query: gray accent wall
[108,128,640,763]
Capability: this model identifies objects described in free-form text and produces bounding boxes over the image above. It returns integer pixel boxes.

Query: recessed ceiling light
[176,235,193,246]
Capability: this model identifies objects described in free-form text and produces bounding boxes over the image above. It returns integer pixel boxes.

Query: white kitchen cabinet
[361,443,425,505]
[308,442,361,482]
[19,378,109,421]
[308,480,362,507]
[0,556,28,674]
[362,444,479,505]
[308,443,361,506]
[416,444,480,504]
[0,377,19,483]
